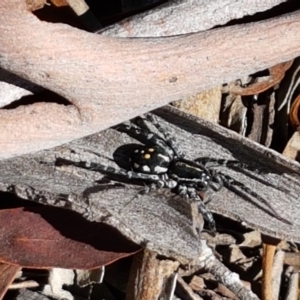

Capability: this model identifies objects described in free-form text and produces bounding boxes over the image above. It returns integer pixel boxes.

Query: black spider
[70,113,290,233]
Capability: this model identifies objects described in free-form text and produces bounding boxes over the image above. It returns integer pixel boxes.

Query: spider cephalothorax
[70,113,290,233]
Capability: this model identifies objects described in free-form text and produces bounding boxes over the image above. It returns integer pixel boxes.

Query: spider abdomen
[129,145,172,174]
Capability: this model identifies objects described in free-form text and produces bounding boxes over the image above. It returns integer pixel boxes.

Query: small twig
[198,240,259,300]
[262,243,277,300]
[285,268,299,300]
[9,280,39,290]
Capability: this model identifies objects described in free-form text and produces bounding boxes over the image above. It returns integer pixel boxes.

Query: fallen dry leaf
[26,0,46,11]
[227,60,294,96]
[0,263,21,300]
[289,93,300,128]
[50,0,68,7]
[0,206,141,269]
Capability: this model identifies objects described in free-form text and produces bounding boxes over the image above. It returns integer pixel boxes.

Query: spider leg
[143,113,185,158]
[219,173,292,225]
[140,182,162,194]
[195,157,248,169]
[72,161,160,181]
[71,161,178,188]
[195,157,262,176]
[209,172,224,192]
[196,157,291,194]
[142,175,177,193]
[117,122,174,158]
[178,185,188,197]
[178,185,216,233]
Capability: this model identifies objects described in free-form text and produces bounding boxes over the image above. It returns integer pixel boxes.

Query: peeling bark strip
[100,0,290,37]
[1,105,300,298]
[1,106,300,259]
[0,1,300,158]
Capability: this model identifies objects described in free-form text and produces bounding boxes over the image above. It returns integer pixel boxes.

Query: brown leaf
[228,60,294,96]
[0,263,21,300]
[289,93,300,128]
[26,0,47,11]
[50,0,68,7]
[0,206,141,269]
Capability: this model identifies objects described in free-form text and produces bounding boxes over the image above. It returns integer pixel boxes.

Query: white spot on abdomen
[142,165,151,172]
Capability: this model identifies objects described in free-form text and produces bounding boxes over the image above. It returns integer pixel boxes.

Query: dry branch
[100,0,289,37]
[0,0,300,158]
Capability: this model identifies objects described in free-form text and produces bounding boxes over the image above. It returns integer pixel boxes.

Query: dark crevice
[2,90,72,110]
[223,0,300,27]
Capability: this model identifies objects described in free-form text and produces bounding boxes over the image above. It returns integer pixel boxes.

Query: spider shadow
[219,182,290,224]
[79,183,130,205]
